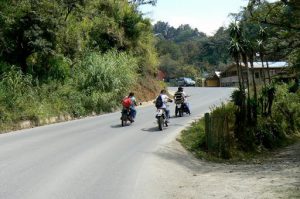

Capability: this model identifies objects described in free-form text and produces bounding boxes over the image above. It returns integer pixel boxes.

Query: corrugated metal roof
[206,71,221,79]
[215,71,221,77]
[243,61,288,68]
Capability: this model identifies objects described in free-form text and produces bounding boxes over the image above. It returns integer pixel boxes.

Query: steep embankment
[133,77,164,102]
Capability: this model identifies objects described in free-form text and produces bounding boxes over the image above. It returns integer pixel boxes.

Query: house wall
[221,66,285,87]
[220,76,239,87]
[249,68,284,85]
[206,79,220,87]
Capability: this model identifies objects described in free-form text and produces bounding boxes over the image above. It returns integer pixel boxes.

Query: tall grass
[74,51,138,113]
[0,51,138,132]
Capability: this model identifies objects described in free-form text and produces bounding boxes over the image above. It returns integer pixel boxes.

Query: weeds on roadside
[0,51,138,132]
[180,83,300,161]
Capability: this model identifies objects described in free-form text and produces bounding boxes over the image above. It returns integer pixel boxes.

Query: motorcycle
[175,103,190,117]
[121,108,133,126]
[156,108,168,131]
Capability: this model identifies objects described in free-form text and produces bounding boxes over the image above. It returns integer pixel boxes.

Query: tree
[229,22,244,89]
[0,0,158,79]
[246,0,300,72]
[153,22,231,79]
[128,0,157,6]
[257,26,270,85]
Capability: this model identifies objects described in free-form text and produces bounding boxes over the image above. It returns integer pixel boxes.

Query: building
[220,62,288,87]
[205,71,221,87]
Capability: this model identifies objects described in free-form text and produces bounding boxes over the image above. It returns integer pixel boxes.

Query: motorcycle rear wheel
[179,109,183,117]
[121,114,127,126]
[158,116,163,131]
[121,119,126,126]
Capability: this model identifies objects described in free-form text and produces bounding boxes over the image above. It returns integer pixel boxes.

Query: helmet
[178,86,183,92]
[129,92,134,97]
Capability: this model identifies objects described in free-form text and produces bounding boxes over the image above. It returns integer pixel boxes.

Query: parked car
[177,77,196,86]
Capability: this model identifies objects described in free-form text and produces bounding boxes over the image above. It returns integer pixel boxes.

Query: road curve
[0,87,234,199]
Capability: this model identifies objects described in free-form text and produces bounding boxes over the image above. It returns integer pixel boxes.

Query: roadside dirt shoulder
[136,140,300,199]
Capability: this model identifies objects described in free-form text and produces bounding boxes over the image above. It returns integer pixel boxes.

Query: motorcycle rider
[174,87,191,114]
[128,92,137,122]
[156,89,173,122]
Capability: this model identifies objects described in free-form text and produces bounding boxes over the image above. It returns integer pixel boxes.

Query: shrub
[75,51,138,112]
[231,89,246,107]
[272,83,300,134]
[48,55,71,82]
[0,51,140,132]
[179,119,207,157]
[255,116,285,149]
[76,51,137,92]
[0,61,12,74]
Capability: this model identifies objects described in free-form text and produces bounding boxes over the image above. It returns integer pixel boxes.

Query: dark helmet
[178,86,183,92]
[129,92,134,97]
[160,89,167,94]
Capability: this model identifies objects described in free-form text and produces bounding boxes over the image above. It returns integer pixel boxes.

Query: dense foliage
[0,0,158,77]
[154,0,300,80]
[226,0,300,150]
[245,0,300,71]
[0,52,138,131]
[181,0,300,159]
[0,0,160,131]
[180,83,300,159]
[153,22,231,80]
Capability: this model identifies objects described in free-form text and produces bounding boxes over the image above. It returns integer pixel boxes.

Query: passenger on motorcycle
[174,87,191,114]
[156,89,173,122]
[122,92,137,122]
[128,92,137,122]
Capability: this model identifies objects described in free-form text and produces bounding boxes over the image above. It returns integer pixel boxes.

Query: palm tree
[258,26,271,84]
[229,38,243,89]
[241,39,251,99]
[244,39,258,123]
[229,22,244,90]
[246,40,258,102]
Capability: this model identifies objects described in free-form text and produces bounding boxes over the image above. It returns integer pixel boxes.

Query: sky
[140,0,252,36]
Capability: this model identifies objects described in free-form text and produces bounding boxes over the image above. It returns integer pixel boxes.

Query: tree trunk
[260,52,267,86]
[249,54,257,101]
[242,54,251,99]
[239,61,246,90]
[235,57,242,89]
[266,60,271,84]
[242,54,252,123]
[249,53,258,123]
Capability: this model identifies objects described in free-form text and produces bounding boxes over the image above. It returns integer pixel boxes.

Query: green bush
[272,83,300,134]
[181,83,300,160]
[0,51,140,132]
[180,103,237,159]
[231,89,246,107]
[0,61,12,74]
[48,55,71,82]
[75,51,138,113]
[256,116,286,149]
[76,51,137,93]
[179,119,207,157]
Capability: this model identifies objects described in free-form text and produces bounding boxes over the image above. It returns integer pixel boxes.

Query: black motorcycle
[121,108,133,126]
[175,103,190,117]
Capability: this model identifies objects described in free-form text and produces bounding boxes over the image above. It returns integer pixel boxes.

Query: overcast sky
[140,0,276,36]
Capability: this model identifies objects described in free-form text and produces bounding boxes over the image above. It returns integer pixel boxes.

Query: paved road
[0,87,234,199]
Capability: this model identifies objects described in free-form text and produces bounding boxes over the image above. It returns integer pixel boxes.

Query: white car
[177,77,196,86]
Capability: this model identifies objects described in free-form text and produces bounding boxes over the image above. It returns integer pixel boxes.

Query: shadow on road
[110,124,130,128]
[141,126,161,132]
[141,123,184,132]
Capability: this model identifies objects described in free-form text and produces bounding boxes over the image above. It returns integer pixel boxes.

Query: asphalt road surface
[0,87,234,199]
